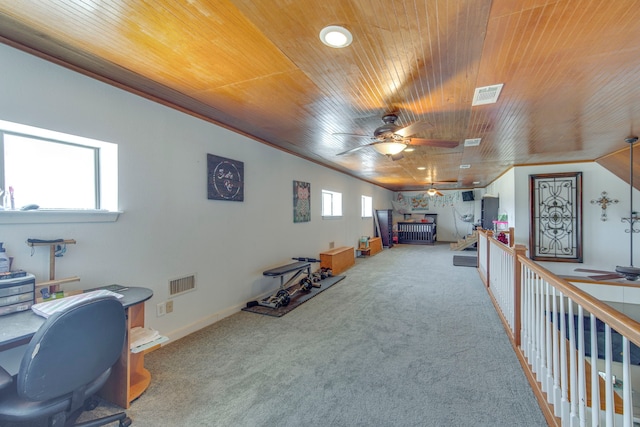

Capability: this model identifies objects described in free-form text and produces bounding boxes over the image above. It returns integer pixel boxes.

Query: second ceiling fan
[335,113,459,159]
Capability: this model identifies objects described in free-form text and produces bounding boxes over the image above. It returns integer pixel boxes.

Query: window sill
[0,209,121,224]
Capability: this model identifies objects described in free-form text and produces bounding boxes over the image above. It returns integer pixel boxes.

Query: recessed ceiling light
[404,147,415,152]
[417,166,426,170]
[459,164,471,169]
[319,25,353,48]
[473,181,480,185]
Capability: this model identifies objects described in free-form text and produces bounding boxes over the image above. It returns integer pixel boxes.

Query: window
[0,120,117,211]
[361,195,372,217]
[322,189,342,217]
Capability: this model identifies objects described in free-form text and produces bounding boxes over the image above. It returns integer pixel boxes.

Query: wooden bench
[320,246,354,275]
[357,237,382,257]
[368,237,382,256]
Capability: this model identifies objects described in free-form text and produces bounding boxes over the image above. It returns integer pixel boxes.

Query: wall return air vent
[169,274,196,296]
[472,84,504,106]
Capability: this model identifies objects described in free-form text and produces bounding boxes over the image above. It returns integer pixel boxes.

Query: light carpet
[83,243,546,426]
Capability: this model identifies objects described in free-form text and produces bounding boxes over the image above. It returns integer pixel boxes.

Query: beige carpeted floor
[82,243,546,426]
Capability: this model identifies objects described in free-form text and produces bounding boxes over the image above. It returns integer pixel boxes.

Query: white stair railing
[475,228,640,426]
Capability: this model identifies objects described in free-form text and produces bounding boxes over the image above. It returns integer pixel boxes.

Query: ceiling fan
[335,113,458,158]
[425,181,458,197]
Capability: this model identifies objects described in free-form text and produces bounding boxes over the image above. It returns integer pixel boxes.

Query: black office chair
[0,297,131,427]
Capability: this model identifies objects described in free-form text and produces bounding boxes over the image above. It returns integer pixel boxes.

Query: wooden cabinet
[375,209,393,248]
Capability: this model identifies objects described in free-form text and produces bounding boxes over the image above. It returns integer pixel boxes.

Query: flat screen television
[461,190,474,201]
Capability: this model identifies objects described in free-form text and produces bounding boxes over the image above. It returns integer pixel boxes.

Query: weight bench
[259,261,312,308]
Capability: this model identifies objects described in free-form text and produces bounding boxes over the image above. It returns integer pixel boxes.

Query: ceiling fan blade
[336,144,372,156]
[409,138,459,148]
[589,274,623,281]
[332,133,370,139]
[394,121,432,138]
[575,268,617,275]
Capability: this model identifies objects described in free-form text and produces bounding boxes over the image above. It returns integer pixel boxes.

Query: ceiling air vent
[472,84,503,106]
[459,164,471,169]
[464,138,482,147]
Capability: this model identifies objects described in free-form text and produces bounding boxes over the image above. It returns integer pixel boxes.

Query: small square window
[322,190,342,217]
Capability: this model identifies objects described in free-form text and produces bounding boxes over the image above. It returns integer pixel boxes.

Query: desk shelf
[99,297,152,408]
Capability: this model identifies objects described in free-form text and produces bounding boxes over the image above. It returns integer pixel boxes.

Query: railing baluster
[605,325,613,425]
[545,281,553,394]
[553,287,561,415]
[622,336,632,427]
[560,290,570,422]
[534,274,540,375]
[577,305,586,426]
[540,278,548,393]
[568,299,579,424]
[590,313,600,427]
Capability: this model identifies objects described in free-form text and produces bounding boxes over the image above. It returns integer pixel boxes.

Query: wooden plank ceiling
[0,0,638,191]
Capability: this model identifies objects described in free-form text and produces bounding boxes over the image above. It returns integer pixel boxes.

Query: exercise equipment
[256,257,325,309]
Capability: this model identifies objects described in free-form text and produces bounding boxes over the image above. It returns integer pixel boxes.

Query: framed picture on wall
[529,172,583,262]
[293,180,310,223]
[207,154,244,201]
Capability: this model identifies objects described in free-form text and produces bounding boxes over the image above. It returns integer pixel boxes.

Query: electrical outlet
[329,241,335,249]
[156,302,166,317]
[166,300,174,314]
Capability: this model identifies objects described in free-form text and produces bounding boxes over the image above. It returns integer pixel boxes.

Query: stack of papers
[129,326,168,352]
[31,289,123,318]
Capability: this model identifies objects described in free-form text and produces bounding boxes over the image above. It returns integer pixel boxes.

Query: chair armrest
[0,365,12,390]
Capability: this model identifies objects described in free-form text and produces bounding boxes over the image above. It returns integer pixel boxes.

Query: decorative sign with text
[207,154,244,202]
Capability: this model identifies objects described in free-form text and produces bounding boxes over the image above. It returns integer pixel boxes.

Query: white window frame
[322,189,342,218]
[361,195,373,218]
[0,119,119,224]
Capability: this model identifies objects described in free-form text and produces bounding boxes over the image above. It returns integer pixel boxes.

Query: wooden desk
[0,286,153,409]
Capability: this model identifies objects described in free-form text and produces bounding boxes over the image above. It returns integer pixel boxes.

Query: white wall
[490,162,640,277]
[0,44,392,341]
[392,190,478,241]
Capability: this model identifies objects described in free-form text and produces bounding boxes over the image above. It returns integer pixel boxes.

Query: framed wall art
[207,154,244,201]
[529,172,582,262]
[293,180,310,223]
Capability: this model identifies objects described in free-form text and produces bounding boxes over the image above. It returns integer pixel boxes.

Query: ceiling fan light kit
[319,25,352,48]
[372,142,407,156]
